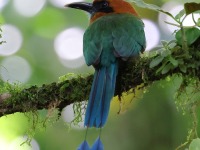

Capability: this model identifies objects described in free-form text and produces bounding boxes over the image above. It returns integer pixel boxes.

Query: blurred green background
[0,0,199,150]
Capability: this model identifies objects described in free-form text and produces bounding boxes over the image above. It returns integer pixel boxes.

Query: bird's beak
[65,2,94,14]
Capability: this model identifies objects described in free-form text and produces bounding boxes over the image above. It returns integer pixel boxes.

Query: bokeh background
[0,0,200,149]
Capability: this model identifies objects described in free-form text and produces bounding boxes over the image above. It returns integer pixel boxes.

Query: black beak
[65,2,94,14]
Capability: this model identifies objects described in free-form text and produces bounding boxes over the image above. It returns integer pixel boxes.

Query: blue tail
[77,140,90,150]
[91,137,104,150]
[77,137,104,150]
[84,63,118,127]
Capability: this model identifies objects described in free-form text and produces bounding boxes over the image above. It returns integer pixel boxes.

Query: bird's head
[65,0,138,23]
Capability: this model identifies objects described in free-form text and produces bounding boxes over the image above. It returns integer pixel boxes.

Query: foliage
[129,0,200,149]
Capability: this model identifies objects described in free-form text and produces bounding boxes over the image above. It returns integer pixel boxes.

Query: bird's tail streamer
[84,63,118,127]
[77,136,104,150]
[77,63,118,150]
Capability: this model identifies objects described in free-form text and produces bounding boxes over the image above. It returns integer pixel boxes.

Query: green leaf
[172,45,181,53]
[177,59,184,65]
[127,0,161,11]
[161,63,173,74]
[189,138,200,150]
[185,28,200,45]
[151,46,164,52]
[156,60,168,74]
[197,18,200,26]
[175,9,185,21]
[169,56,178,67]
[168,40,177,45]
[161,50,171,57]
[161,40,168,47]
[175,27,200,46]
[150,56,164,68]
[179,64,187,73]
[127,0,177,22]
[184,3,200,15]
[159,10,176,20]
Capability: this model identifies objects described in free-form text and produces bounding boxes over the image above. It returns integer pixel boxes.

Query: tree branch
[0,39,200,118]
[0,57,151,117]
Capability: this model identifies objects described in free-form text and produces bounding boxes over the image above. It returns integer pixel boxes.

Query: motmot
[66,0,146,149]
[66,0,146,128]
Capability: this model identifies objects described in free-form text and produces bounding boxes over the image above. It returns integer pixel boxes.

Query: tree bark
[0,42,200,118]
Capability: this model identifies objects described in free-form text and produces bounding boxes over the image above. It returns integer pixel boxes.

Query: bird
[66,1,146,149]
[66,0,146,128]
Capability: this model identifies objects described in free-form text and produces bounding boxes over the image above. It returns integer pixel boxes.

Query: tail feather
[84,68,105,127]
[84,63,118,127]
[97,64,117,126]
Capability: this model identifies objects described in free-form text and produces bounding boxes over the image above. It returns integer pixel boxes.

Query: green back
[83,13,146,67]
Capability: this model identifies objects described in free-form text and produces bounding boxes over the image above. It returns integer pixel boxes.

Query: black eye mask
[92,0,113,13]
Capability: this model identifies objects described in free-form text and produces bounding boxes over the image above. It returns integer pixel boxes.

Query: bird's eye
[101,1,109,8]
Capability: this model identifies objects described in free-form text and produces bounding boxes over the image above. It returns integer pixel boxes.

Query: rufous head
[66,0,138,23]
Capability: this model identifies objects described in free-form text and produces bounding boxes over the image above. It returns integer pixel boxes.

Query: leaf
[172,45,181,52]
[169,56,178,67]
[189,138,200,150]
[161,40,168,47]
[127,0,161,11]
[156,60,168,74]
[179,64,187,73]
[175,27,200,46]
[185,28,200,45]
[161,63,173,74]
[168,40,177,45]
[159,9,176,20]
[184,3,200,15]
[177,59,184,65]
[161,50,171,57]
[151,46,164,52]
[197,18,200,26]
[127,0,176,21]
[175,9,186,21]
[150,56,164,68]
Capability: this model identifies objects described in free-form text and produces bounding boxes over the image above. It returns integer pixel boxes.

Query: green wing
[83,13,146,66]
[83,18,113,66]
[112,14,146,59]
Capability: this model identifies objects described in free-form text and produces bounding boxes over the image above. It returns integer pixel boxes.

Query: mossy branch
[0,56,167,117]
[0,40,200,118]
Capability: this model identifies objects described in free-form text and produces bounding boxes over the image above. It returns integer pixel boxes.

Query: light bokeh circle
[50,0,84,8]
[8,136,40,150]
[0,137,9,150]
[54,27,85,68]
[0,0,8,11]
[0,56,32,84]
[159,2,182,34]
[143,19,160,51]
[13,0,46,17]
[0,24,23,56]
[183,13,200,27]
[62,104,85,129]
[159,2,200,35]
